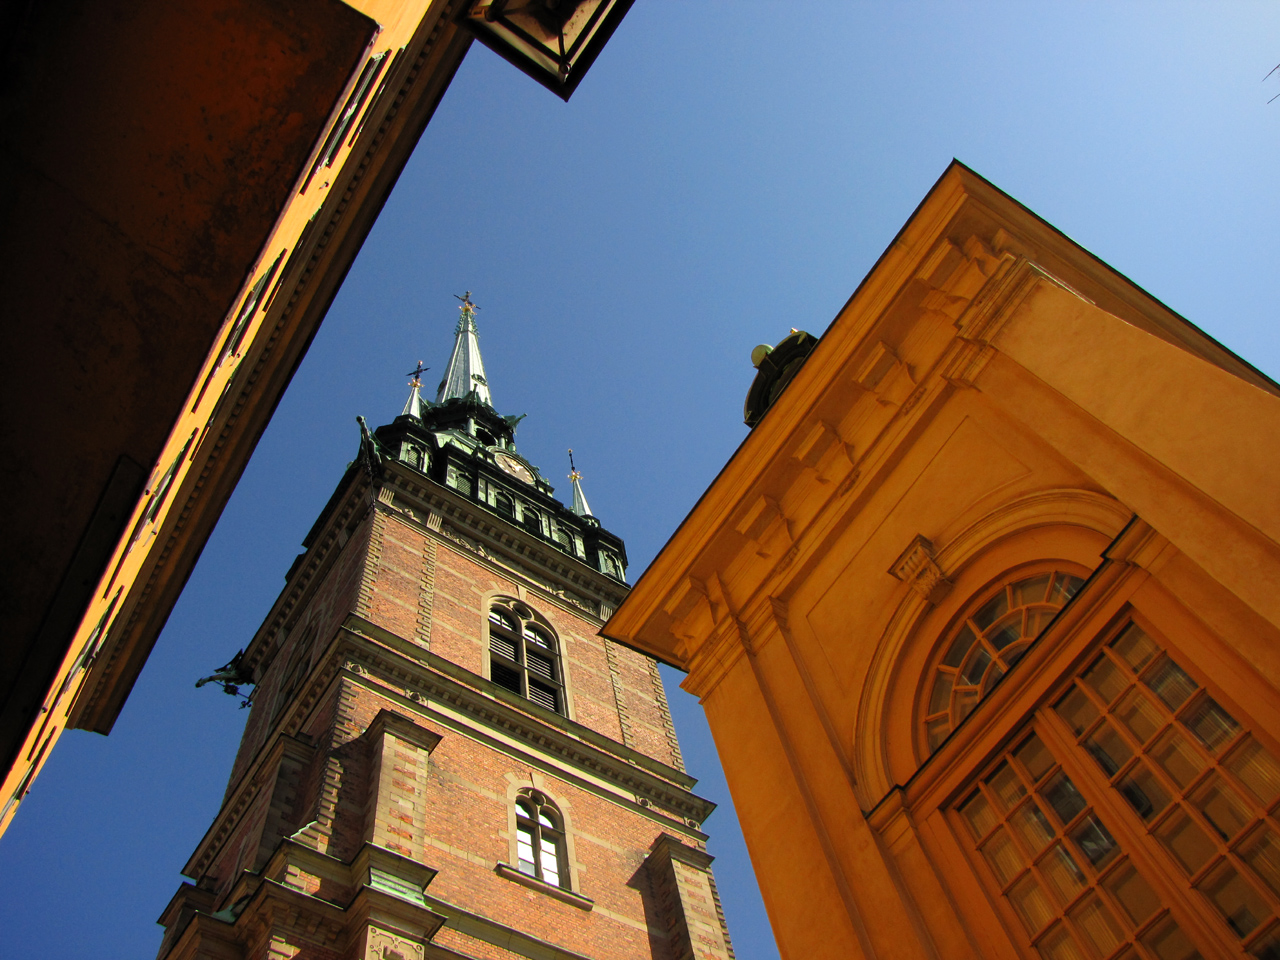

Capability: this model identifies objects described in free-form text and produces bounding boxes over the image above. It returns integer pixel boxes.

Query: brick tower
[157,296,736,960]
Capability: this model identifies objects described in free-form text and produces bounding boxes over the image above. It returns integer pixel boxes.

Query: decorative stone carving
[889,535,950,604]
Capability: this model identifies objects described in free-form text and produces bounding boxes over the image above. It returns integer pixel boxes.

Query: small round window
[922,569,1085,755]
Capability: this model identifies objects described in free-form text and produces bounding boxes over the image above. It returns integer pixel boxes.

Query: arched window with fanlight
[515,790,566,887]
[922,568,1086,755]
[487,600,564,715]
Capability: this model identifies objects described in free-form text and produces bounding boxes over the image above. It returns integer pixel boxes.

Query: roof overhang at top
[602,160,1280,671]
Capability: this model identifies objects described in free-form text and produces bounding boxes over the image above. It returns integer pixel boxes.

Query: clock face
[494,452,535,485]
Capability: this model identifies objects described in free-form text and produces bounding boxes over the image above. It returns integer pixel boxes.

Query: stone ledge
[494,863,593,910]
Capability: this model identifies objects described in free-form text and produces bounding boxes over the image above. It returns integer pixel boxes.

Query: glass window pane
[1040,844,1087,905]
[955,687,980,723]
[1145,655,1198,712]
[927,717,951,751]
[1010,873,1056,934]
[1048,574,1084,607]
[1069,894,1123,959]
[929,674,954,716]
[1103,861,1161,926]
[1247,926,1280,960]
[1151,730,1207,790]
[1070,815,1119,870]
[1016,734,1056,783]
[975,591,1010,631]
[1117,763,1171,822]
[1057,687,1101,737]
[1183,696,1240,754]
[1083,655,1127,706]
[1192,775,1252,841]
[1011,801,1056,855]
[943,625,977,668]
[538,809,556,829]
[1197,861,1270,938]
[1112,624,1158,674]
[964,648,993,687]
[962,792,998,839]
[1226,739,1280,806]
[1241,828,1280,900]
[982,828,1025,885]
[540,843,560,885]
[1042,772,1088,826]
[1140,917,1204,960]
[1156,810,1216,875]
[988,614,1024,651]
[1037,924,1087,960]
[988,762,1028,812]
[1013,575,1052,607]
[1115,689,1163,745]
[1085,721,1134,777]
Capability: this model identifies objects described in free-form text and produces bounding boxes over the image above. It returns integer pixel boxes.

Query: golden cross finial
[405,360,428,388]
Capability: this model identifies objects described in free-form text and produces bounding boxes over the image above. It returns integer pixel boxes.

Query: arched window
[515,790,566,887]
[494,491,515,519]
[522,506,542,536]
[488,601,564,715]
[923,569,1085,755]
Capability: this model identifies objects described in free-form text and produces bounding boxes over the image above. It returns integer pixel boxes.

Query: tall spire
[436,292,493,406]
[568,449,593,519]
[402,361,428,418]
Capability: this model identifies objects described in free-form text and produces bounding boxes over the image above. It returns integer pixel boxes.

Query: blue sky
[2,5,1278,958]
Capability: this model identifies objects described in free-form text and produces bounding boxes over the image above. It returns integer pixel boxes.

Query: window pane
[527,650,555,680]
[1083,656,1127,706]
[1117,763,1171,822]
[1014,575,1052,607]
[955,688,980,723]
[1241,828,1280,899]
[490,634,518,661]
[962,793,998,838]
[982,828,1025,885]
[1042,772,1088,826]
[1085,721,1134,777]
[1040,844,1087,905]
[1140,917,1204,960]
[1115,689,1163,745]
[988,763,1028,812]
[537,809,555,828]
[492,660,522,694]
[927,717,951,751]
[1151,730,1206,790]
[1010,873,1056,934]
[1070,815,1119,870]
[943,625,977,668]
[1192,775,1252,841]
[540,843,560,885]
[929,674,954,716]
[1012,801,1056,855]
[1048,574,1084,607]
[1112,624,1159,674]
[1057,687,1101,737]
[1017,734,1056,783]
[975,591,1010,631]
[1144,655,1198,712]
[1226,739,1280,806]
[1104,861,1161,925]
[1068,894,1123,958]
[1037,925,1087,960]
[1248,926,1280,960]
[524,625,551,649]
[1183,696,1240,754]
[964,648,993,687]
[1156,810,1216,874]
[1198,861,1269,938]
[988,614,1024,651]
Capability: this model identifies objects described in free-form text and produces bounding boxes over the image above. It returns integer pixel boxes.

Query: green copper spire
[402,361,427,418]
[568,449,593,519]
[436,292,493,407]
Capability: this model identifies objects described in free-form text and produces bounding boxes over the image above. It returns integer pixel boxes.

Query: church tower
[157,296,736,960]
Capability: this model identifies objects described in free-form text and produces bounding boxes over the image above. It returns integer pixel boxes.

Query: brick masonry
[158,476,735,960]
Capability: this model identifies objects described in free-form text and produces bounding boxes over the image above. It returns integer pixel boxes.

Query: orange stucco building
[606,163,1280,960]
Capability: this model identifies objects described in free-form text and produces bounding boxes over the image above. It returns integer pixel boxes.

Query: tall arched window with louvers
[488,600,564,715]
[515,790,566,888]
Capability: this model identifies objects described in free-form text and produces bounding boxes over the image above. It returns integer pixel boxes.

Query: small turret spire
[436,291,493,406]
[568,449,593,519]
[402,361,428,418]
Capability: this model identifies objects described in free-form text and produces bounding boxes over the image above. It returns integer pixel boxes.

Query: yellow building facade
[607,163,1280,960]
